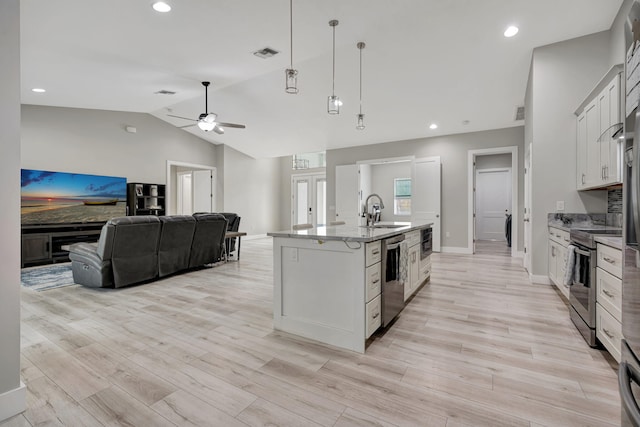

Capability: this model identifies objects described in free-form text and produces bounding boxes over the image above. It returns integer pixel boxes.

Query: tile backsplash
[608,188,622,213]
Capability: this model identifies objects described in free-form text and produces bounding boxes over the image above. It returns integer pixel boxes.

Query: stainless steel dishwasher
[381,233,405,327]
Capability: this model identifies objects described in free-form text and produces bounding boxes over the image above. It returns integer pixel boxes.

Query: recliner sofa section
[69,213,227,288]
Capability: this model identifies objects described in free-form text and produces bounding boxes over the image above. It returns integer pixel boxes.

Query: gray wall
[527,30,618,277]
[222,145,281,234]
[475,153,512,170]
[21,105,218,184]
[370,162,413,222]
[326,126,525,251]
[0,0,24,420]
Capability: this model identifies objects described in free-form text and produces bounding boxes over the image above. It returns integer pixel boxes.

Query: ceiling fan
[168,81,246,134]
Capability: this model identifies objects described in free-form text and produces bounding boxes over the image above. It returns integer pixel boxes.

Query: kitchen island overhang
[267,221,433,353]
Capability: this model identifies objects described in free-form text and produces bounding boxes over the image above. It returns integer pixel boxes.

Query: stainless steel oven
[381,234,405,327]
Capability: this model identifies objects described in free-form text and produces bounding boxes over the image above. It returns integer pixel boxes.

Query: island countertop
[267,221,433,243]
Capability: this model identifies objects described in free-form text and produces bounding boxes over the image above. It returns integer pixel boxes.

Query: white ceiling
[21,0,623,159]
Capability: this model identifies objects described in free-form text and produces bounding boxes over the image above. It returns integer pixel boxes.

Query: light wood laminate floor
[3,238,619,426]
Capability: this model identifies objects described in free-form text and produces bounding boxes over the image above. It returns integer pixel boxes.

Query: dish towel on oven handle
[563,244,576,286]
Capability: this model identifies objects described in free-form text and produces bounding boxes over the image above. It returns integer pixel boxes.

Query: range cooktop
[570,228,622,249]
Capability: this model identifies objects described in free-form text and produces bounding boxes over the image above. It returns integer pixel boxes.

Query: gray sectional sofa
[68,213,227,288]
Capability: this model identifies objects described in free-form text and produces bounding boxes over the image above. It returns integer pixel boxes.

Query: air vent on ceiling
[514,105,525,121]
[253,47,279,59]
[155,90,176,95]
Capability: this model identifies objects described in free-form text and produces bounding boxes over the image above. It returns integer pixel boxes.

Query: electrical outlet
[556,201,565,211]
[289,248,298,262]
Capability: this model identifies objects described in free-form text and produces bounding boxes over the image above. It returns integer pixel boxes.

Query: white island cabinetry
[269,222,432,353]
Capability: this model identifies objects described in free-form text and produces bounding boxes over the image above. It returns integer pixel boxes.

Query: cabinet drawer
[365,294,382,338]
[596,267,622,322]
[548,227,570,246]
[365,241,382,267]
[405,230,420,247]
[365,263,381,303]
[596,302,622,363]
[420,256,431,281]
[597,243,622,278]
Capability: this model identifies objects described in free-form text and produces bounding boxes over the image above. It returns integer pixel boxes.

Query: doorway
[468,147,518,257]
[292,173,326,227]
[166,161,216,215]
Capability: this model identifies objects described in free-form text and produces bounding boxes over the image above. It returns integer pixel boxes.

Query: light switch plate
[556,201,565,211]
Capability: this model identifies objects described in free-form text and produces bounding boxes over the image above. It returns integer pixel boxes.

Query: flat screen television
[21,169,127,225]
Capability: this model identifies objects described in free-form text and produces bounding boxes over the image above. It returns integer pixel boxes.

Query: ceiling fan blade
[168,114,197,122]
[217,122,246,129]
[178,124,197,129]
[213,126,225,135]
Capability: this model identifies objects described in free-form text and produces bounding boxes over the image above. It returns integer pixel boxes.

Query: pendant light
[356,42,366,130]
[285,0,298,94]
[327,19,341,114]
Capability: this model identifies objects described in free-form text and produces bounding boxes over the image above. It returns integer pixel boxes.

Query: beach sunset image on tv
[21,169,127,225]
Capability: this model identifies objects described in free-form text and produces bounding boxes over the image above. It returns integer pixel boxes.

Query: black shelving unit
[127,183,166,216]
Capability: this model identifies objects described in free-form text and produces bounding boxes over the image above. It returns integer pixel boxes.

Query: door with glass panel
[292,174,326,227]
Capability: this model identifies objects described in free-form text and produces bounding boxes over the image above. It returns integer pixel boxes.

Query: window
[394,178,411,216]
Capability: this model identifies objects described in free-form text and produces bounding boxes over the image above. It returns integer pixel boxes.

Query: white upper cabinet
[575,66,623,191]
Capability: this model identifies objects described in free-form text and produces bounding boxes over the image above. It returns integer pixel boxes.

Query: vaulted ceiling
[21,0,623,158]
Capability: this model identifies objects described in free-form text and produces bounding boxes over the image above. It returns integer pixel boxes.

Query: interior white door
[177,172,193,215]
[292,174,326,227]
[335,164,359,226]
[475,168,511,241]
[192,169,213,213]
[524,143,532,273]
[412,157,441,252]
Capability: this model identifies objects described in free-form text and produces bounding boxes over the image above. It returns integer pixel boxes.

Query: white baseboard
[440,246,473,254]
[530,274,551,285]
[0,382,25,422]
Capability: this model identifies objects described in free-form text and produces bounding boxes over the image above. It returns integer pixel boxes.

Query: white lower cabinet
[404,230,431,301]
[596,301,622,362]
[548,227,570,299]
[595,242,623,363]
[365,294,382,338]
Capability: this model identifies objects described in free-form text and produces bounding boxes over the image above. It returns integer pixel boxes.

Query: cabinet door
[603,74,621,185]
[406,245,420,300]
[22,234,51,265]
[548,240,557,285]
[576,111,588,189]
[585,100,600,188]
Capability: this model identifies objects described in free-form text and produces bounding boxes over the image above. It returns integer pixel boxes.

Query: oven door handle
[619,361,640,426]
[386,242,403,250]
[573,247,591,257]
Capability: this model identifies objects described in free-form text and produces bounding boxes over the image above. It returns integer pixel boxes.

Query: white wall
[326,126,525,251]
[370,162,412,222]
[222,145,281,235]
[0,0,25,421]
[475,153,512,170]
[528,30,618,276]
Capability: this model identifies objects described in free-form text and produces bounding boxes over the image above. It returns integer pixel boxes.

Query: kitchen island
[267,221,433,353]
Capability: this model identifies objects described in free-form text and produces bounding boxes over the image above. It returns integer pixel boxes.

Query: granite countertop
[594,235,623,250]
[267,221,433,243]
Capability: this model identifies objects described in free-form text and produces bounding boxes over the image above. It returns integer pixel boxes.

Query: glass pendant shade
[328,95,341,114]
[197,120,216,132]
[356,113,365,130]
[285,69,298,94]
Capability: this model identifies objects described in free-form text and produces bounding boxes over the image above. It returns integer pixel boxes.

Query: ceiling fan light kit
[327,19,340,115]
[167,81,245,134]
[285,0,299,94]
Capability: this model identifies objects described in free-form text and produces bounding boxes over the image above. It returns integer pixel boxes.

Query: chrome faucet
[364,193,385,226]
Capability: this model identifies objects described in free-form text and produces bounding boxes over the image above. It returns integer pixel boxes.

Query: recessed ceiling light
[152,2,171,12]
[31,88,46,93]
[429,123,438,130]
[504,26,519,38]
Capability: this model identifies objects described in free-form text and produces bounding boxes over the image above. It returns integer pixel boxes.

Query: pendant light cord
[359,46,362,114]
[289,0,293,69]
[332,24,336,95]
